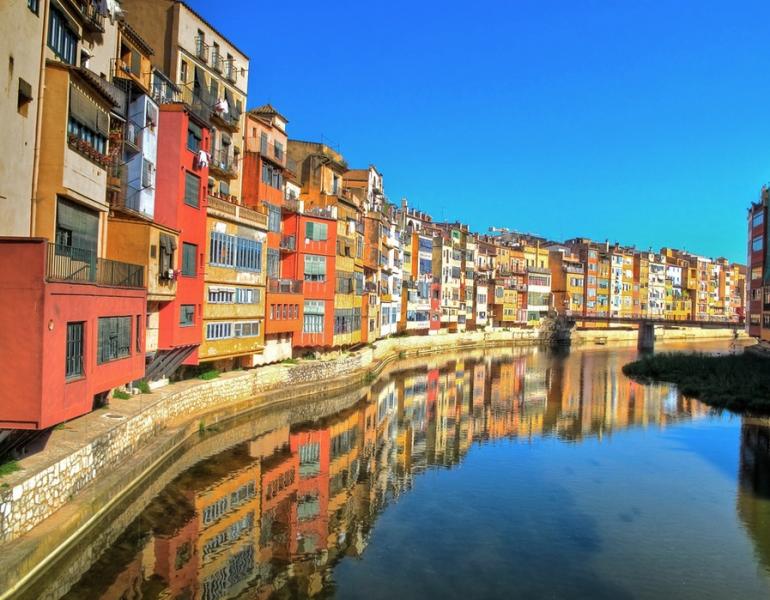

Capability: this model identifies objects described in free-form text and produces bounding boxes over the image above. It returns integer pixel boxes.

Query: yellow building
[200,196,268,368]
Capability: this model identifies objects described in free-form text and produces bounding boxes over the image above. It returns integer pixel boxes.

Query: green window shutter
[184,172,200,207]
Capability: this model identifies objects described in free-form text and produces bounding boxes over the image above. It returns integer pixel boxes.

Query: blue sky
[187,0,770,263]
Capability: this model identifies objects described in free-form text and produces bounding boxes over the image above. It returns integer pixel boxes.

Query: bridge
[562,314,744,351]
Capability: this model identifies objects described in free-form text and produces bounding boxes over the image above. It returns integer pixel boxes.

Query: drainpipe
[29,0,50,238]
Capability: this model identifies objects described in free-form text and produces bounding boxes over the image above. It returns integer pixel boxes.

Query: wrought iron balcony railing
[47,243,144,288]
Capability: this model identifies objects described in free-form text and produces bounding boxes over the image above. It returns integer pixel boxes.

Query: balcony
[76,1,105,33]
[211,103,241,131]
[267,278,303,294]
[194,37,209,62]
[259,140,286,166]
[209,148,239,178]
[47,243,144,288]
[280,235,296,252]
[124,121,142,153]
[224,60,238,84]
[563,264,584,274]
[207,194,268,228]
[282,196,301,213]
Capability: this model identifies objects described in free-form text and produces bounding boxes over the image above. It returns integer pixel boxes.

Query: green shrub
[137,381,151,394]
[113,389,131,400]
[0,459,21,479]
[363,371,376,385]
[199,370,220,380]
[623,352,770,414]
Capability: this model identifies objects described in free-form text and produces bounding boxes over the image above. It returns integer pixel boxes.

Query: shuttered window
[97,317,131,364]
[65,322,84,379]
[305,222,327,241]
[304,255,326,281]
[182,242,197,276]
[56,197,98,254]
[184,171,200,207]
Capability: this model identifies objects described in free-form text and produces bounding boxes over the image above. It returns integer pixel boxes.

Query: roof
[120,20,154,56]
[176,1,249,60]
[249,103,288,123]
[48,61,120,107]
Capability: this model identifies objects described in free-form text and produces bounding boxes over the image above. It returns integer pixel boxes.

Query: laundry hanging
[197,149,209,167]
[214,98,229,115]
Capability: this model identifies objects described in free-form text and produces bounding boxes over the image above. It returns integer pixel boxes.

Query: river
[27,340,770,599]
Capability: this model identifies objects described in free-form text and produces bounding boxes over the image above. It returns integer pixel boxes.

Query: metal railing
[280,235,296,251]
[259,139,286,164]
[267,278,303,294]
[209,147,238,177]
[78,1,105,32]
[47,243,144,288]
[195,37,209,62]
[224,60,238,84]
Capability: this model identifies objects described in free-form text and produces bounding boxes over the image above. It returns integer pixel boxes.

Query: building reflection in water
[738,417,770,575]
[63,347,710,600]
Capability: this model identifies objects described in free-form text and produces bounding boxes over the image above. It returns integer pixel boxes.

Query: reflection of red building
[154,105,210,366]
[430,280,442,332]
[748,191,769,341]
[260,441,298,560]
[291,428,330,555]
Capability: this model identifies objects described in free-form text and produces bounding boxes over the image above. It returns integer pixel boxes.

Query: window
[97,317,131,364]
[182,242,197,276]
[752,267,762,280]
[159,233,176,275]
[67,114,107,156]
[753,236,763,252]
[267,204,281,232]
[48,6,77,64]
[180,60,188,84]
[236,238,262,271]
[184,172,200,207]
[764,314,770,328]
[261,163,283,189]
[180,304,195,327]
[210,231,235,267]
[236,288,260,304]
[28,0,39,14]
[234,321,260,337]
[305,222,328,241]
[753,211,765,228]
[187,122,202,152]
[206,322,232,340]
[304,300,325,333]
[56,197,98,255]
[208,287,235,303]
[304,255,326,281]
[65,322,84,379]
[267,248,279,278]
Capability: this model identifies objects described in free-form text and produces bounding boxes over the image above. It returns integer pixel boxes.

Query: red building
[0,239,146,429]
[241,105,304,361]
[289,209,338,349]
[150,104,210,375]
[748,189,769,341]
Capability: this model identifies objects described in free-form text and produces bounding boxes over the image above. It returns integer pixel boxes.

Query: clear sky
[186,0,770,263]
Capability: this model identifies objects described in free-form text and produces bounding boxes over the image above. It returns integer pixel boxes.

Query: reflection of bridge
[564,314,744,351]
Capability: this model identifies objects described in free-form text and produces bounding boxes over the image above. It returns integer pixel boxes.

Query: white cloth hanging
[214,98,229,115]
[197,150,209,167]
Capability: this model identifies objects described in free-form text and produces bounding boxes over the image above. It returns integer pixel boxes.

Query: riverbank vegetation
[622,352,770,413]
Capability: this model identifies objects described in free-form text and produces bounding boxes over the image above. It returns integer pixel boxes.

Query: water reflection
[738,418,770,574]
[56,346,721,600]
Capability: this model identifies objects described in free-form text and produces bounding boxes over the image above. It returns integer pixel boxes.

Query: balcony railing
[47,243,144,288]
[77,1,105,33]
[259,139,286,165]
[209,147,239,178]
[280,235,296,252]
[195,37,209,62]
[224,60,238,84]
[267,278,303,294]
